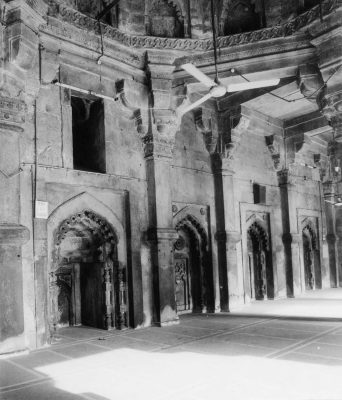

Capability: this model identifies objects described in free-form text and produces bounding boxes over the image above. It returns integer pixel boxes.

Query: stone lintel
[284,111,328,138]
[0,224,29,246]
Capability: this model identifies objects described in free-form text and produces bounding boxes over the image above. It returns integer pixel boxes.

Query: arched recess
[47,193,128,333]
[302,220,321,290]
[246,219,274,300]
[148,0,185,38]
[174,215,214,313]
[220,0,261,35]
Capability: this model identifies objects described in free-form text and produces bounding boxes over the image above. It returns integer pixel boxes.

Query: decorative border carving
[55,209,117,248]
[45,0,340,51]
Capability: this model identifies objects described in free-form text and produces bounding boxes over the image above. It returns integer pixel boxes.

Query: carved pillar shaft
[279,170,302,297]
[212,155,229,312]
[115,267,127,329]
[144,129,179,326]
[336,237,342,287]
[221,160,241,309]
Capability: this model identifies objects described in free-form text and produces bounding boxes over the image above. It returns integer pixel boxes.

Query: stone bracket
[115,79,146,136]
[265,134,282,171]
[194,108,217,155]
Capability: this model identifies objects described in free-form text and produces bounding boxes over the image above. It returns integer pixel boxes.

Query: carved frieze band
[44,0,340,51]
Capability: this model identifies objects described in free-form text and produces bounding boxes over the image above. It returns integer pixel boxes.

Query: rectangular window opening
[71,95,106,174]
[253,183,266,205]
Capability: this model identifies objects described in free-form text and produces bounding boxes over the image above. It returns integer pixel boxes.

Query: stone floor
[2,289,342,400]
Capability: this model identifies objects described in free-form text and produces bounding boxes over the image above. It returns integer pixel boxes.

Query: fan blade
[227,79,280,92]
[178,92,214,116]
[181,64,217,88]
[325,200,335,204]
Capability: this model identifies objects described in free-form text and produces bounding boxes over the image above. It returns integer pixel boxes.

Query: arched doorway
[302,224,321,290]
[174,216,213,314]
[247,221,274,300]
[50,210,128,332]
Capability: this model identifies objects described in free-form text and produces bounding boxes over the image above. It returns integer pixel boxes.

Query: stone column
[323,181,338,287]
[321,94,342,287]
[143,63,186,326]
[143,122,179,326]
[203,110,244,311]
[278,170,302,297]
[211,154,242,311]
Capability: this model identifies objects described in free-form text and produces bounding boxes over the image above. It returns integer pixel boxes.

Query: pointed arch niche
[241,204,278,302]
[172,204,215,313]
[300,216,322,291]
[47,193,128,334]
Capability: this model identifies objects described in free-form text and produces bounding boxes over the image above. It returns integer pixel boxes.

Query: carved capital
[140,109,180,158]
[226,231,241,250]
[321,90,342,141]
[277,169,292,186]
[325,140,342,182]
[146,227,178,244]
[221,114,248,161]
[313,153,328,181]
[297,64,326,107]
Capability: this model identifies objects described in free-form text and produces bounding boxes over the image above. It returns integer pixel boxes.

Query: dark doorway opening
[302,224,322,291]
[247,221,274,300]
[174,216,214,314]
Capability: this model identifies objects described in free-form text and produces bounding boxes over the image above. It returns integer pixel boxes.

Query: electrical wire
[234,64,342,104]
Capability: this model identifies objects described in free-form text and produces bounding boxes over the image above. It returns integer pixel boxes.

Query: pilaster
[197,109,244,311]
[143,64,182,325]
[278,169,302,296]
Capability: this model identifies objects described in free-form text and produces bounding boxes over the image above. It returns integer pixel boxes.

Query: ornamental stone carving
[44,0,340,51]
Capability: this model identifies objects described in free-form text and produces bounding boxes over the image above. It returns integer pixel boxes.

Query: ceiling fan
[325,196,342,206]
[179,0,280,115]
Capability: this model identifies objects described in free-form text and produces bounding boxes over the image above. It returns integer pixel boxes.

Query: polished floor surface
[1,289,342,400]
